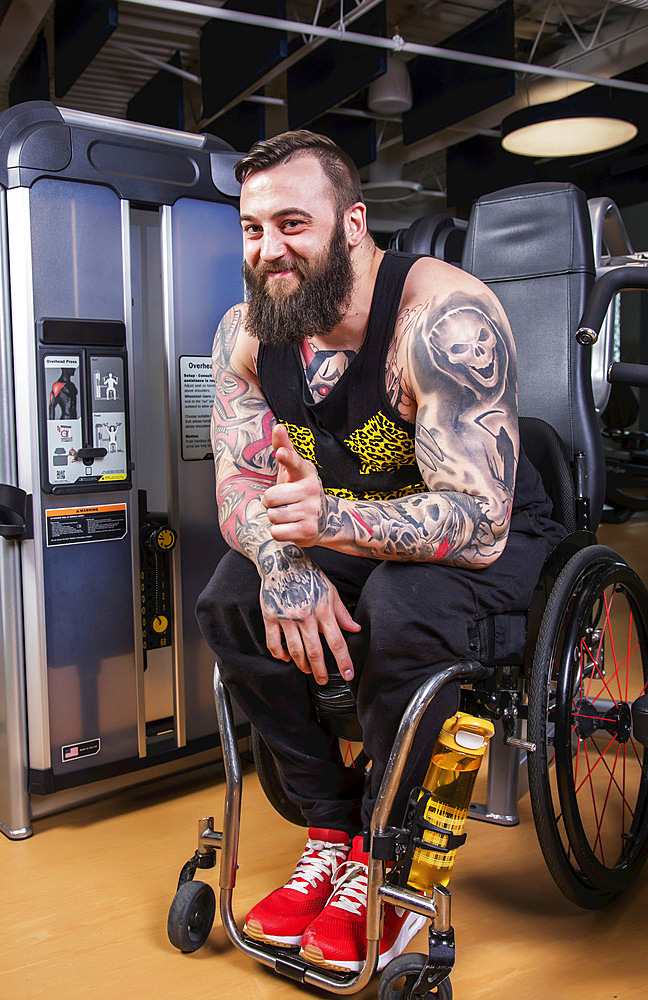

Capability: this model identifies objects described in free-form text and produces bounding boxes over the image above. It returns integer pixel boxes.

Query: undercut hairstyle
[234,130,363,213]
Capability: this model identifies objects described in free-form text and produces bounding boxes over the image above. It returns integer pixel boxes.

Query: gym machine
[0,101,244,839]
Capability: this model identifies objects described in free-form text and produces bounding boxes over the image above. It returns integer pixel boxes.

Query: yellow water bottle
[407,712,495,892]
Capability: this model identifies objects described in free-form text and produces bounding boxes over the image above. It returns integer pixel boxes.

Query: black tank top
[257,250,556,524]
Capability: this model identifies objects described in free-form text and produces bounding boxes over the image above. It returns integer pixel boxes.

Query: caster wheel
[378,953,452,1000]
[167,880,216,953]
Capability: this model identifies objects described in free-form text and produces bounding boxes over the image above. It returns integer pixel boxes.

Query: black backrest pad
[519,416,576,533]
[462,182,605,528]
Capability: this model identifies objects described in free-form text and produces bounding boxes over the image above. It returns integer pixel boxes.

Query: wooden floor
[1,516,648,1000]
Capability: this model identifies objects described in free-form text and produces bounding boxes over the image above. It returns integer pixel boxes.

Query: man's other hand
[257,539,360,684]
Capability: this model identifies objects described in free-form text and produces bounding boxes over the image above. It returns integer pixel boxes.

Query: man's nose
[259,229,288,262]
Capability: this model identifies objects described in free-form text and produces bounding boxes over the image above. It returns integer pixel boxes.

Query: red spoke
[592,741,622,858]
[590,736,635,814]
[626,611,633,703]
[580,639,620,708]
[574,732,617,795]
[590,642,638,707]
[603,589,624,704]
[582,740,604,864]
[629,735,646,769]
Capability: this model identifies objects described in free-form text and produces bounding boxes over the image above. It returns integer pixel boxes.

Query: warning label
[179,356,214,461]
[61,738,101,763]
[45,503,128,547]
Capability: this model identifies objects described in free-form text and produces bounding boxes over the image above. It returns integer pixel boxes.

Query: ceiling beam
[122,0,648,95]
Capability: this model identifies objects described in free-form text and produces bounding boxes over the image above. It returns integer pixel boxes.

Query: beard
[244,216,354,346]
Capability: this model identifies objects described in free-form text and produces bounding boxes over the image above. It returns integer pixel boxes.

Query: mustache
[254,257,306,279]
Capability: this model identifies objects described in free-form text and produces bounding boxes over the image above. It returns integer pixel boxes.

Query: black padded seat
[461,182,604,528]
[400,213,466,264]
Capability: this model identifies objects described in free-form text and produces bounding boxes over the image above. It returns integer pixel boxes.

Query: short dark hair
[234,130,363,212]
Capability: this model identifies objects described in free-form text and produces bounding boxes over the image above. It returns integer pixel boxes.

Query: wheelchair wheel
[528,545,648,908]
[250,725,307,827]
[378,954,452,1000]
[167,880,216,952]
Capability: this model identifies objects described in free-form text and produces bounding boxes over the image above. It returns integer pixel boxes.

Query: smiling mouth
[471,358,495,380]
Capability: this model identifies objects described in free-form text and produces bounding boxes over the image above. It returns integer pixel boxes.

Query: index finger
[320,618,355,681]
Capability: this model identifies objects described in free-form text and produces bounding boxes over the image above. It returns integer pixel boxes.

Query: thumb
[273,424,309,482]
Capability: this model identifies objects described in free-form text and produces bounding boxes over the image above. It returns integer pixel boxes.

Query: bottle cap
[438,712,495,756]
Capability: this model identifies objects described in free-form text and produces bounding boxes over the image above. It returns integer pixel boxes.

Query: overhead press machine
[0,101,244,838]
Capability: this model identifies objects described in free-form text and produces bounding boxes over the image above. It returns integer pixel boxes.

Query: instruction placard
[179,356,214,461]
[44,353,83,488]
[89,355,128,481]
[45,503,128,547]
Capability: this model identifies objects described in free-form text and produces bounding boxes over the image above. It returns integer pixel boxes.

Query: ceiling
[2,1,648,229]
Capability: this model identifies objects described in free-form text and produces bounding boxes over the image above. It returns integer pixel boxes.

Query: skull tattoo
[429,304,507,396]
[258,542,325,617]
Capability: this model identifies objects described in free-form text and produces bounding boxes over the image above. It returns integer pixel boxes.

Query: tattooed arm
[210,304,359,682]
[264,267,518,568]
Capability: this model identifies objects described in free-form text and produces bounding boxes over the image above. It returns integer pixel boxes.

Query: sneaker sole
[244,919,301,948]
[299,912,427,973]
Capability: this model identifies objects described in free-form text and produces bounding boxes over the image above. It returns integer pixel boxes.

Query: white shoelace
[284,839,350,895]
[328,859,368,916]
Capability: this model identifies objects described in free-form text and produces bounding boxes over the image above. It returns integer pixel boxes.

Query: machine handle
[0,484,31,539]
[608,362,648,389]
[576,264,648,345]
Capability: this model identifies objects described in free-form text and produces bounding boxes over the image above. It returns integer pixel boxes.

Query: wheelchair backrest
[461,181,605,529]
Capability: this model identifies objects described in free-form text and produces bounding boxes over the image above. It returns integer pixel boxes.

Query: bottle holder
[389,787,468,890]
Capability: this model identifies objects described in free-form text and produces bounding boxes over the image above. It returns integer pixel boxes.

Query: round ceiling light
[361,180,423,203]
[501,96,638,158]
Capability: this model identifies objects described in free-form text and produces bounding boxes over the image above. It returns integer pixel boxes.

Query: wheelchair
[166,183,648,999]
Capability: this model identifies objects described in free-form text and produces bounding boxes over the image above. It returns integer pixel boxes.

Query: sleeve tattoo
[318,292,519,567]
[210,308,329,613]
[210,307,277,559]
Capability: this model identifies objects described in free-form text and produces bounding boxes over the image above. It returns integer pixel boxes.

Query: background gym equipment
[0,101,245,840]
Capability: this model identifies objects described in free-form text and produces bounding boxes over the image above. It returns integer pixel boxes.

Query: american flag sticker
[61,738,101,763]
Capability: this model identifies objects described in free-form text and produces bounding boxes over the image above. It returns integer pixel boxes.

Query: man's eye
[243,225,261,236]
[283,220,304,230]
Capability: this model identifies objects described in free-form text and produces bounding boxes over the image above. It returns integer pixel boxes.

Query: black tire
[167,880,216,953]
[378,953,452,1000]
[250,725,307,827]
[528,545,648,908]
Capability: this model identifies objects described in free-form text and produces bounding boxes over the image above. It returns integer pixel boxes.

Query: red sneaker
[300,835,426,972]
[243,829,351,948]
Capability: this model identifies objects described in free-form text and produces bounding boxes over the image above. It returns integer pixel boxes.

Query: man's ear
[345,202,368,247]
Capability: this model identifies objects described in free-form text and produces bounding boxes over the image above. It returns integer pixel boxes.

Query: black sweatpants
[196,522,561,834]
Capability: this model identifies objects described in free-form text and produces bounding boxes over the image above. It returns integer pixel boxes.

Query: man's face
[240,155,354,345]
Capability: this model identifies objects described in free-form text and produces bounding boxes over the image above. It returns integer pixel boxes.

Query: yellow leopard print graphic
[344,412,417,475]
[282,422,320,466]
[326,481,427,502]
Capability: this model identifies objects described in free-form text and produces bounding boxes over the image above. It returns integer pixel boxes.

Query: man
[196,131,564,973]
